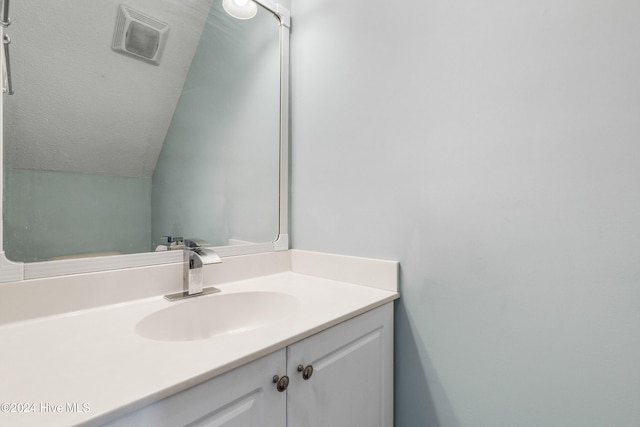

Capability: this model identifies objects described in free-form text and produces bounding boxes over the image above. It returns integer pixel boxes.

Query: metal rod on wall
[3,33,13,95]
[1,0,9,27]
[1,0,13,94]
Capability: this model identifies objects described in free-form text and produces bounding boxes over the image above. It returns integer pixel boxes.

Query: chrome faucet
[164,239,222,301]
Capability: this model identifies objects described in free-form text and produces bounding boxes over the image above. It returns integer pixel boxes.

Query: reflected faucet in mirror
[165,239,222,302]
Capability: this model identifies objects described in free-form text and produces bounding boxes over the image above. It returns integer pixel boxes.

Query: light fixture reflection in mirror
[222,0,257,20]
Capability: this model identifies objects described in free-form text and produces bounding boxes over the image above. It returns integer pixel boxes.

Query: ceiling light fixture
[222,0,257,20]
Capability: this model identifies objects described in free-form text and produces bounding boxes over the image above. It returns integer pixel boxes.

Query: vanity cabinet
[286,303,394,427]
[106,303,393,427]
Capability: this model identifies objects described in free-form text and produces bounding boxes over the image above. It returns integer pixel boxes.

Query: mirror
[1,0,290,279]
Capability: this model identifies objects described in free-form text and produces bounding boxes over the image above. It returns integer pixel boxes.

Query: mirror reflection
[3,0,281,263]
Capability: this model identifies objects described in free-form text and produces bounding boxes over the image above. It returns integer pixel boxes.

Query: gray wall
[152,1,280,247]
[291,1,640,426]
[4,170,151,262]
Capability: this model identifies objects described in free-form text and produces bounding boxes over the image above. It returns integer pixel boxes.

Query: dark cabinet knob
[273,374,289,392]
[297,364,313,380]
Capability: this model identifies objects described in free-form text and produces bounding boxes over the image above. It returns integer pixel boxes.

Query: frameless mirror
[0,0,290,280]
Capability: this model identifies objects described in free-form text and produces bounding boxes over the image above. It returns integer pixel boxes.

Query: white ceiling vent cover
[112,4,169,65]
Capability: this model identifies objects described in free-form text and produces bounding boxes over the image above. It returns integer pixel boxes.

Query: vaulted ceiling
[4,0,214,178]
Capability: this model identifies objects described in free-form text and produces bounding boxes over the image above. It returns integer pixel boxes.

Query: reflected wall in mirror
[3,0,282,263]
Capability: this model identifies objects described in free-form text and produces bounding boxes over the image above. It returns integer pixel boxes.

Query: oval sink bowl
[136,291,299,342]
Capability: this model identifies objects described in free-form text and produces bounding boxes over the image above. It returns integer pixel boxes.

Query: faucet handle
[184,238,209,249]
[184,238,221,265]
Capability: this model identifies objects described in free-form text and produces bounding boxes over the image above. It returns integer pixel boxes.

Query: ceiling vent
[112,4,169,65]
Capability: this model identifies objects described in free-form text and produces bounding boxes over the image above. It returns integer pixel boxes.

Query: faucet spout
[164,239,222,301]
[184,246,222,295]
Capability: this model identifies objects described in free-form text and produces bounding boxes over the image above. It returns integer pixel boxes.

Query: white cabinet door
[286,303,394,427]
[105,349,286,427]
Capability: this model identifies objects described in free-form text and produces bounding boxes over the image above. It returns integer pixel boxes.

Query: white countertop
[0,271,399,426]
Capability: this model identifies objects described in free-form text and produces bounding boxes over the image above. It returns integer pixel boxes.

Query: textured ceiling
[4,0,214,178]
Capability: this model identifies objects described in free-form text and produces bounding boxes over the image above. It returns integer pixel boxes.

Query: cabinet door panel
[287,304,393,427]
[105,349,285,427]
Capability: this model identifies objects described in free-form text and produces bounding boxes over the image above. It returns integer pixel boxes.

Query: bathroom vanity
[0,250,399,426]
[108,303,393,427]
[0,2,401,425]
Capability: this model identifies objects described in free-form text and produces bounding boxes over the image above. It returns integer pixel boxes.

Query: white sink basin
[135,291,299,341]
